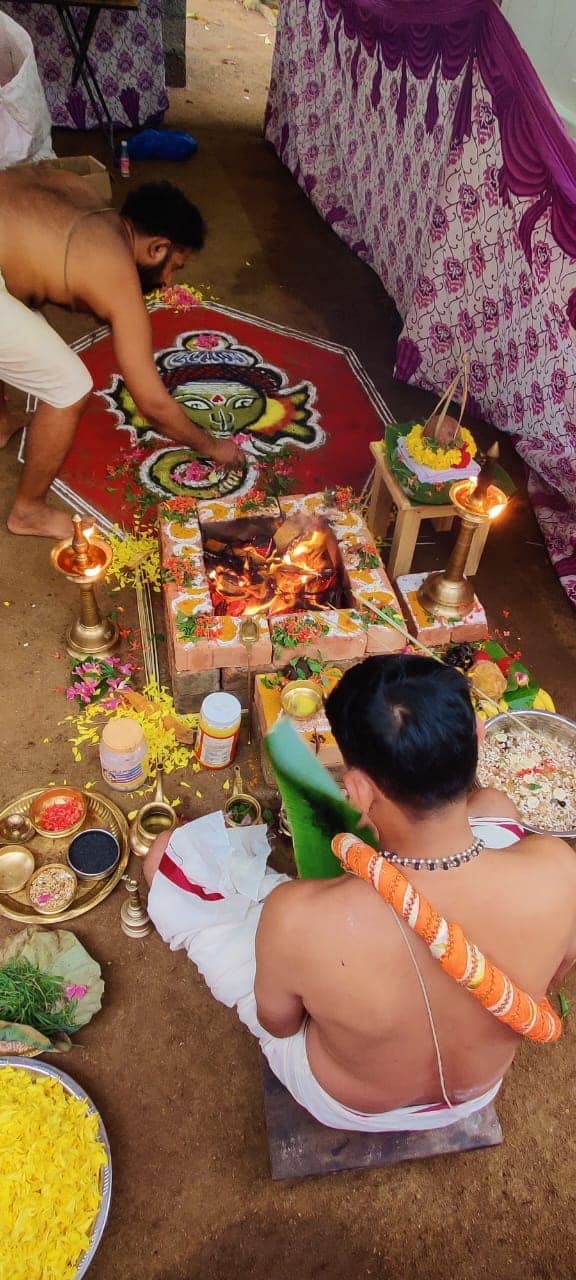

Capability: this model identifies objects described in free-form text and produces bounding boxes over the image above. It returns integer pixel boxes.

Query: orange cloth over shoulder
[332,833,562,1045]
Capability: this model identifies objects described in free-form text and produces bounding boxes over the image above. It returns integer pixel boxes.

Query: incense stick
[135,576,160,687]
[360,598,547,742]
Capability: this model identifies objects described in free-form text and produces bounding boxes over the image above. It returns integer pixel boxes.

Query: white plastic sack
[0,13,54,168]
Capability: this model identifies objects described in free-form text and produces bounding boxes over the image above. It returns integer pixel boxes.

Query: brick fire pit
[160,492,404,712]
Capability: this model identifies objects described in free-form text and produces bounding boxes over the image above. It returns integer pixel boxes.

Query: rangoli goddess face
[172,379,267,436]
[99,331,325,502]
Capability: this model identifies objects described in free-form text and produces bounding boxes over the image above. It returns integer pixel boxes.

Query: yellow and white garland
[405,423,477,472]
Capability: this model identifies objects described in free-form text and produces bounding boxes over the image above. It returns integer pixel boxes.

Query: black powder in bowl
[67,828,120,879]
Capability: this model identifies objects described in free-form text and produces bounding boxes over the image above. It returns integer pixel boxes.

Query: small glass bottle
[100,718,147,790]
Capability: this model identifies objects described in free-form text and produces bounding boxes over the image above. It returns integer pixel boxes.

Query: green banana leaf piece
[0,928,104,1030]
[0,1020,54,1057]
[265,717,379,878]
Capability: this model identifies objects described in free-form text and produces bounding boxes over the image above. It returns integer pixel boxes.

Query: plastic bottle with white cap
[196,692,242,769]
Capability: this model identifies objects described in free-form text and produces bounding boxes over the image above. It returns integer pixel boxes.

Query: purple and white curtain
[265,0,576,604]
[3,0,168,129]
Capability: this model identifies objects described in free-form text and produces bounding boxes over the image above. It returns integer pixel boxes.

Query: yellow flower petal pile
[0,1067,108,1280]
[405,423,477,471]
[108,528,162,591]
[63,679,199,780]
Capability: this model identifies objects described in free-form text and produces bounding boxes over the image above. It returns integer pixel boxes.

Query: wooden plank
[261,1058,503,1182]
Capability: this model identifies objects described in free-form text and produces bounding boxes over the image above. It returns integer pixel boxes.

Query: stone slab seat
[260,1057,503,1181]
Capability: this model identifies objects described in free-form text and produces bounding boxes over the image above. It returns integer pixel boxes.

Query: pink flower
[195,333,221,350]
[65,983,88,999]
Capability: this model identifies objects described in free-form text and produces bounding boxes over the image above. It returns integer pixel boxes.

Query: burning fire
[202,514,346,617]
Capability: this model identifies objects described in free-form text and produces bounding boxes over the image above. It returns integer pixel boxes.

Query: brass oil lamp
[417,447,508,620]
[51,514,119,658]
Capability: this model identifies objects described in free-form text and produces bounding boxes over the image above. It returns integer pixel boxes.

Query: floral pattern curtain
[265,0,576,604]
[3,1,168,129]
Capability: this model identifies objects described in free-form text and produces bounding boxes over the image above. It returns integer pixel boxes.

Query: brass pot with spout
[224,766,262,828]
[129,770,177,858]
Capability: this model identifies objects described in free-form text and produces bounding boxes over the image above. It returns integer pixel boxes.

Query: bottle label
[101,761,146,789]
[196,725,239,769]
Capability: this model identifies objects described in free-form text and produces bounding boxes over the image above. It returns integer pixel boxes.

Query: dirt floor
[1,1,576,1276]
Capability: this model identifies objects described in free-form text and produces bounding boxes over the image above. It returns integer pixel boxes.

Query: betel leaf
[265,718,378,879]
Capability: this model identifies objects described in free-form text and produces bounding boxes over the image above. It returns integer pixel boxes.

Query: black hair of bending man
[121,182,205,252]
[325,653,478,814]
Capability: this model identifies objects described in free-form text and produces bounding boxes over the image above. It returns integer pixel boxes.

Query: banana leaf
[0,1020,54,1057]
[265,718,379,878]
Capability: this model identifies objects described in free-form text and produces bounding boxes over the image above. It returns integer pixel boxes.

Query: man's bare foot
[7,503,74,539]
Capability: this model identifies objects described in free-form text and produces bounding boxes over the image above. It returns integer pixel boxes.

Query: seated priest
[144,655,576,1132]
[0,166,242,539]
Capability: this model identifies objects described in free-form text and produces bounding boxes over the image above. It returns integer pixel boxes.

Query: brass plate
[0,789,129,923]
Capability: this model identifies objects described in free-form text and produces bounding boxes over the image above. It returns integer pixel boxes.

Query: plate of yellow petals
[0,1058,112,1279]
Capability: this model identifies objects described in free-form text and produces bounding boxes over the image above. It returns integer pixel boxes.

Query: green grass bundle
[265,717,379,878]
[0,958,79,1035]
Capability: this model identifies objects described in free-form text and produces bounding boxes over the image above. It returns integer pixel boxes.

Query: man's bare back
[255,832,576,1113]
[0,167,133,312]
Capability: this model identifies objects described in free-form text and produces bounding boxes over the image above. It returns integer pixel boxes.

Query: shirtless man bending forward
[0,167,242,538]
[145,656,576,1130]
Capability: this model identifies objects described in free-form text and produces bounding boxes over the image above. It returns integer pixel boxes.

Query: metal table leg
[56,4,115,152]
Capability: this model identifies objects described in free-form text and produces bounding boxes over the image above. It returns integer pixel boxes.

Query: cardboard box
[30,155,112,202]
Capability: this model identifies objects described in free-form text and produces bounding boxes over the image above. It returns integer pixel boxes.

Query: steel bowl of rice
[478,710,576,838]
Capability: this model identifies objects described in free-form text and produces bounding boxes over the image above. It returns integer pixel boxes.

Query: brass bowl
[0,845,35,893]
[29,787,87,839]
[28,863,78,915]
[280,680,323,721]
[224,793,262,828]
[0,812,35,844]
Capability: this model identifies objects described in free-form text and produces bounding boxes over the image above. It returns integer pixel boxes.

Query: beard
[137,252,171,294]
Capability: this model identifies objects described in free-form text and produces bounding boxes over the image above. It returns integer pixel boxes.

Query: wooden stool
[368,443,489,581]
[261,1058,503,1181]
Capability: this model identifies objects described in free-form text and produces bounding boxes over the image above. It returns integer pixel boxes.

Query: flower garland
[405,423,477,471]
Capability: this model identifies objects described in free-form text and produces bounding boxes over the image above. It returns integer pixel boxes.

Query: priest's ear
[343,767,378,819]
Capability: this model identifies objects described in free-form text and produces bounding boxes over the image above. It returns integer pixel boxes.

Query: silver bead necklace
[381,835,486,872]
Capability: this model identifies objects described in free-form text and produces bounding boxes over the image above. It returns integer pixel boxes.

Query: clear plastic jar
[99,718,148,790]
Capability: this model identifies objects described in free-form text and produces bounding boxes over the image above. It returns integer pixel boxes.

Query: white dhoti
[0,268,93,408]
[148,812,512,1133]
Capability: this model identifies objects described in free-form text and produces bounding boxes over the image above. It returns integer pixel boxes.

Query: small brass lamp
[51,514,119,659]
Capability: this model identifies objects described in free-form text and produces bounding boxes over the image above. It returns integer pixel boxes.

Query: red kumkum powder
[39,799,84,832]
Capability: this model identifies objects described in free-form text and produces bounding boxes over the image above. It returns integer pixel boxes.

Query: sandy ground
[1,2,576,1276]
